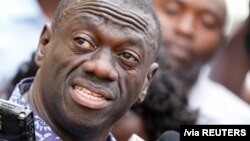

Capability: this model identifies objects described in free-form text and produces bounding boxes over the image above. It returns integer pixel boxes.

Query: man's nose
[82,48,118,81]
[176,12,195,37]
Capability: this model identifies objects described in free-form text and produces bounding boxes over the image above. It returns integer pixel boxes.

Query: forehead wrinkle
[66,1,148,33]
[83,1,148,26]
[70,13,147,49]
[69,10,141,33]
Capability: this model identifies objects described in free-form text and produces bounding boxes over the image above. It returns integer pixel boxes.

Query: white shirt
[188,65,250,124]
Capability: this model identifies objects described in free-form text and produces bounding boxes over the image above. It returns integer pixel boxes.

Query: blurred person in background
[152,0,250,124]
[0,0,59,99]
[152,0,227,92]
[189,0,250,124]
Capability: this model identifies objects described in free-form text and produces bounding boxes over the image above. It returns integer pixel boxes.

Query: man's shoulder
[17,77,34,95]
[8,77,34,106]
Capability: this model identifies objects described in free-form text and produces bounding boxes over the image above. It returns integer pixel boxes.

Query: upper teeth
[74,86,105,101]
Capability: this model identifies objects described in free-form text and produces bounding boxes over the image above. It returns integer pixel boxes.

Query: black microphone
[156,130,180,141]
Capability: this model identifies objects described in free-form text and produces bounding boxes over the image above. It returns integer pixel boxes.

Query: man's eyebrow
[71,1,148,32]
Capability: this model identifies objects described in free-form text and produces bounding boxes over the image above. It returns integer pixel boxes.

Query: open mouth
[72,85,110,109]
[75,86,105,101]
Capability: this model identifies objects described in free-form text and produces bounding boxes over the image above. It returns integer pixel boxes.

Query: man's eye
[118,51,140,69]
[74,37,96,50]
[122,52,137,61]
[201,14,219,30]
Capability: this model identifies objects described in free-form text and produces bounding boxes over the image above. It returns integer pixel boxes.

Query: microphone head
[156,130,180,141]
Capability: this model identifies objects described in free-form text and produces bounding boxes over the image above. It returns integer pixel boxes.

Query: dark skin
[26,1,158,141]
[152,0,226,86]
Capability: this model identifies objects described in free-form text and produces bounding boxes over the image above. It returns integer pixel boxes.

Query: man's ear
[137,62,159,103]
[35,23,53,67]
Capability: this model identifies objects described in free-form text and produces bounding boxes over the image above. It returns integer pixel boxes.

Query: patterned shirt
[8,77,116,141]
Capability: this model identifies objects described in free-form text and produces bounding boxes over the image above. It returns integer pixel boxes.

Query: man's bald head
[51,0,162,60]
